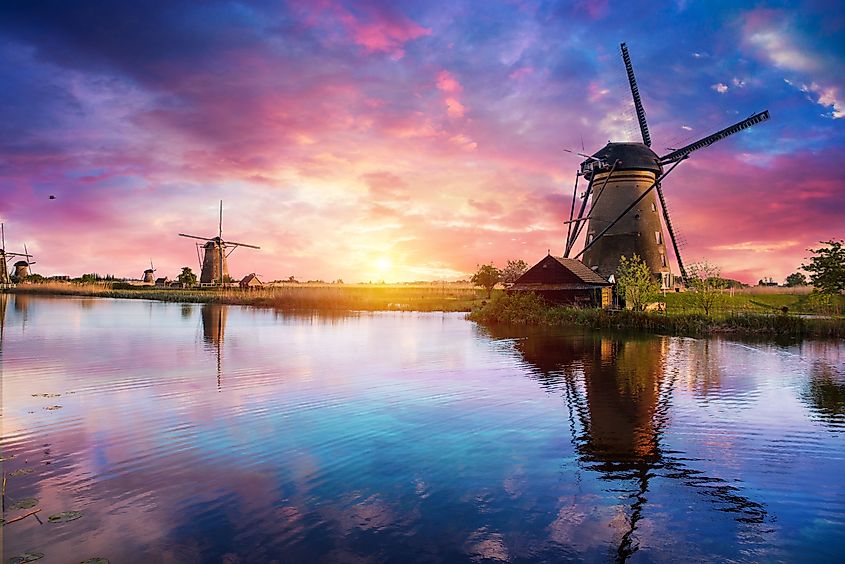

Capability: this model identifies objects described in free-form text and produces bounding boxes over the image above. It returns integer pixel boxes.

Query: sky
[0,0,843,284]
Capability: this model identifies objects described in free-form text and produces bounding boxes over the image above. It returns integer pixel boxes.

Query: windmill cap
[583,142,662,177]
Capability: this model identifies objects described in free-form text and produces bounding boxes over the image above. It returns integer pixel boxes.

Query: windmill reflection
[201,303,228,390]
[0,292,7,349]
[485,326,767,561]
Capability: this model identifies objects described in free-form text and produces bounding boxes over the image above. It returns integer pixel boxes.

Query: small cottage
[509,255,612,307]
[154,276,170,287]
[239,273,263,290]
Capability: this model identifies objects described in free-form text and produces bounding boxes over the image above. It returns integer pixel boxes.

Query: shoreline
[5,283,483,312]
[468,293,845,340]
[7,284,844,340]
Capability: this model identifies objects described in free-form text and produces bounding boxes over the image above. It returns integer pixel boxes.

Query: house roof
[509,282,608,291]
[550,257,611,285]
[240,273,262,285]
[511,255,612,289]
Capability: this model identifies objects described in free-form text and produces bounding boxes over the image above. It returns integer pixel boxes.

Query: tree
[785,272,807,287]
[177,266,197,287]
[471,263,501,298]
[615,254,659,311]
[687,260,726,315]
[22,273,44,284]
[500,259,528,286]
[802,240,845,295]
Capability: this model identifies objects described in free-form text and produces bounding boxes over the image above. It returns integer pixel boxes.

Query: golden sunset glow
[376,257,393,273]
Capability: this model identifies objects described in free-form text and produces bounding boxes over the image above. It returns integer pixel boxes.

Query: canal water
[1,295,843,563]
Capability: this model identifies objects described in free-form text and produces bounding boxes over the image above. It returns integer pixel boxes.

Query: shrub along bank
[468,292,845,339]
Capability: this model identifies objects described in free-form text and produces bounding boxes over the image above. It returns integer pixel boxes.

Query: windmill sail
[659,111,770,164]
[621,42,651,147]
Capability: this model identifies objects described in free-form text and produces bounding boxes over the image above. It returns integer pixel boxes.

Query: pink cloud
[509,67,534,80]
[436,70,462,94]
[445,97,466,118]
[436,70,467,118]
[301,0,432,59]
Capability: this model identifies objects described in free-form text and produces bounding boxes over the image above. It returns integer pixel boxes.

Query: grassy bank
[662,286,845,316]
[8,282,485,312]
[469,292,845,339]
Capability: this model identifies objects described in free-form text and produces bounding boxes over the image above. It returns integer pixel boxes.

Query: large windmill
[0,224,34,284]
[179,201,260,285]
[563,43,770,287]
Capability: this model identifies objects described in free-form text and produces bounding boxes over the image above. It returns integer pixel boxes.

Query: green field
[661,289,845,316]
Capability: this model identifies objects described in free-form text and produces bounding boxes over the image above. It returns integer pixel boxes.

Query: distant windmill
[0,224,34,284]
[143,259,156,284]
[563,43,770,286]
[13,243,36,280]
[179,201,260,285]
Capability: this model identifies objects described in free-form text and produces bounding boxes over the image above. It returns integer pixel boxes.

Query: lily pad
[10,498,39,510]
[44,405,63,411]
[7,552,44,564]
[48,510,83,523]
[80,559,109,564]
[10,468,34,477]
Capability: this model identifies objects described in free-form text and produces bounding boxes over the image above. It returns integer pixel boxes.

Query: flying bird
[49,195,56,200]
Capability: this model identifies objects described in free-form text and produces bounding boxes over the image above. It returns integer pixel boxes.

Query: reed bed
[10,282,484,312]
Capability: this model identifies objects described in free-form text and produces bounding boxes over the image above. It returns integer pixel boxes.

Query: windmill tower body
[13,261,30,280]
[200,238,230,285]
[143,269,155,283]
[582,143,669,280]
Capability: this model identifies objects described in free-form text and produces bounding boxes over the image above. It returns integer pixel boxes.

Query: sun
[376,257,393,272]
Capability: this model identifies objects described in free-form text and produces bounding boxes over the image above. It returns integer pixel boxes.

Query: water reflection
[485,326,769,560]
[3,299,843,562]
[805,361,845,427]
[0,292,6,357]
[201,303,227,389]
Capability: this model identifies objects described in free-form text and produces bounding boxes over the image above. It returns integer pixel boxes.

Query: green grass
[662,290,845,315]
[469,293,845,339]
